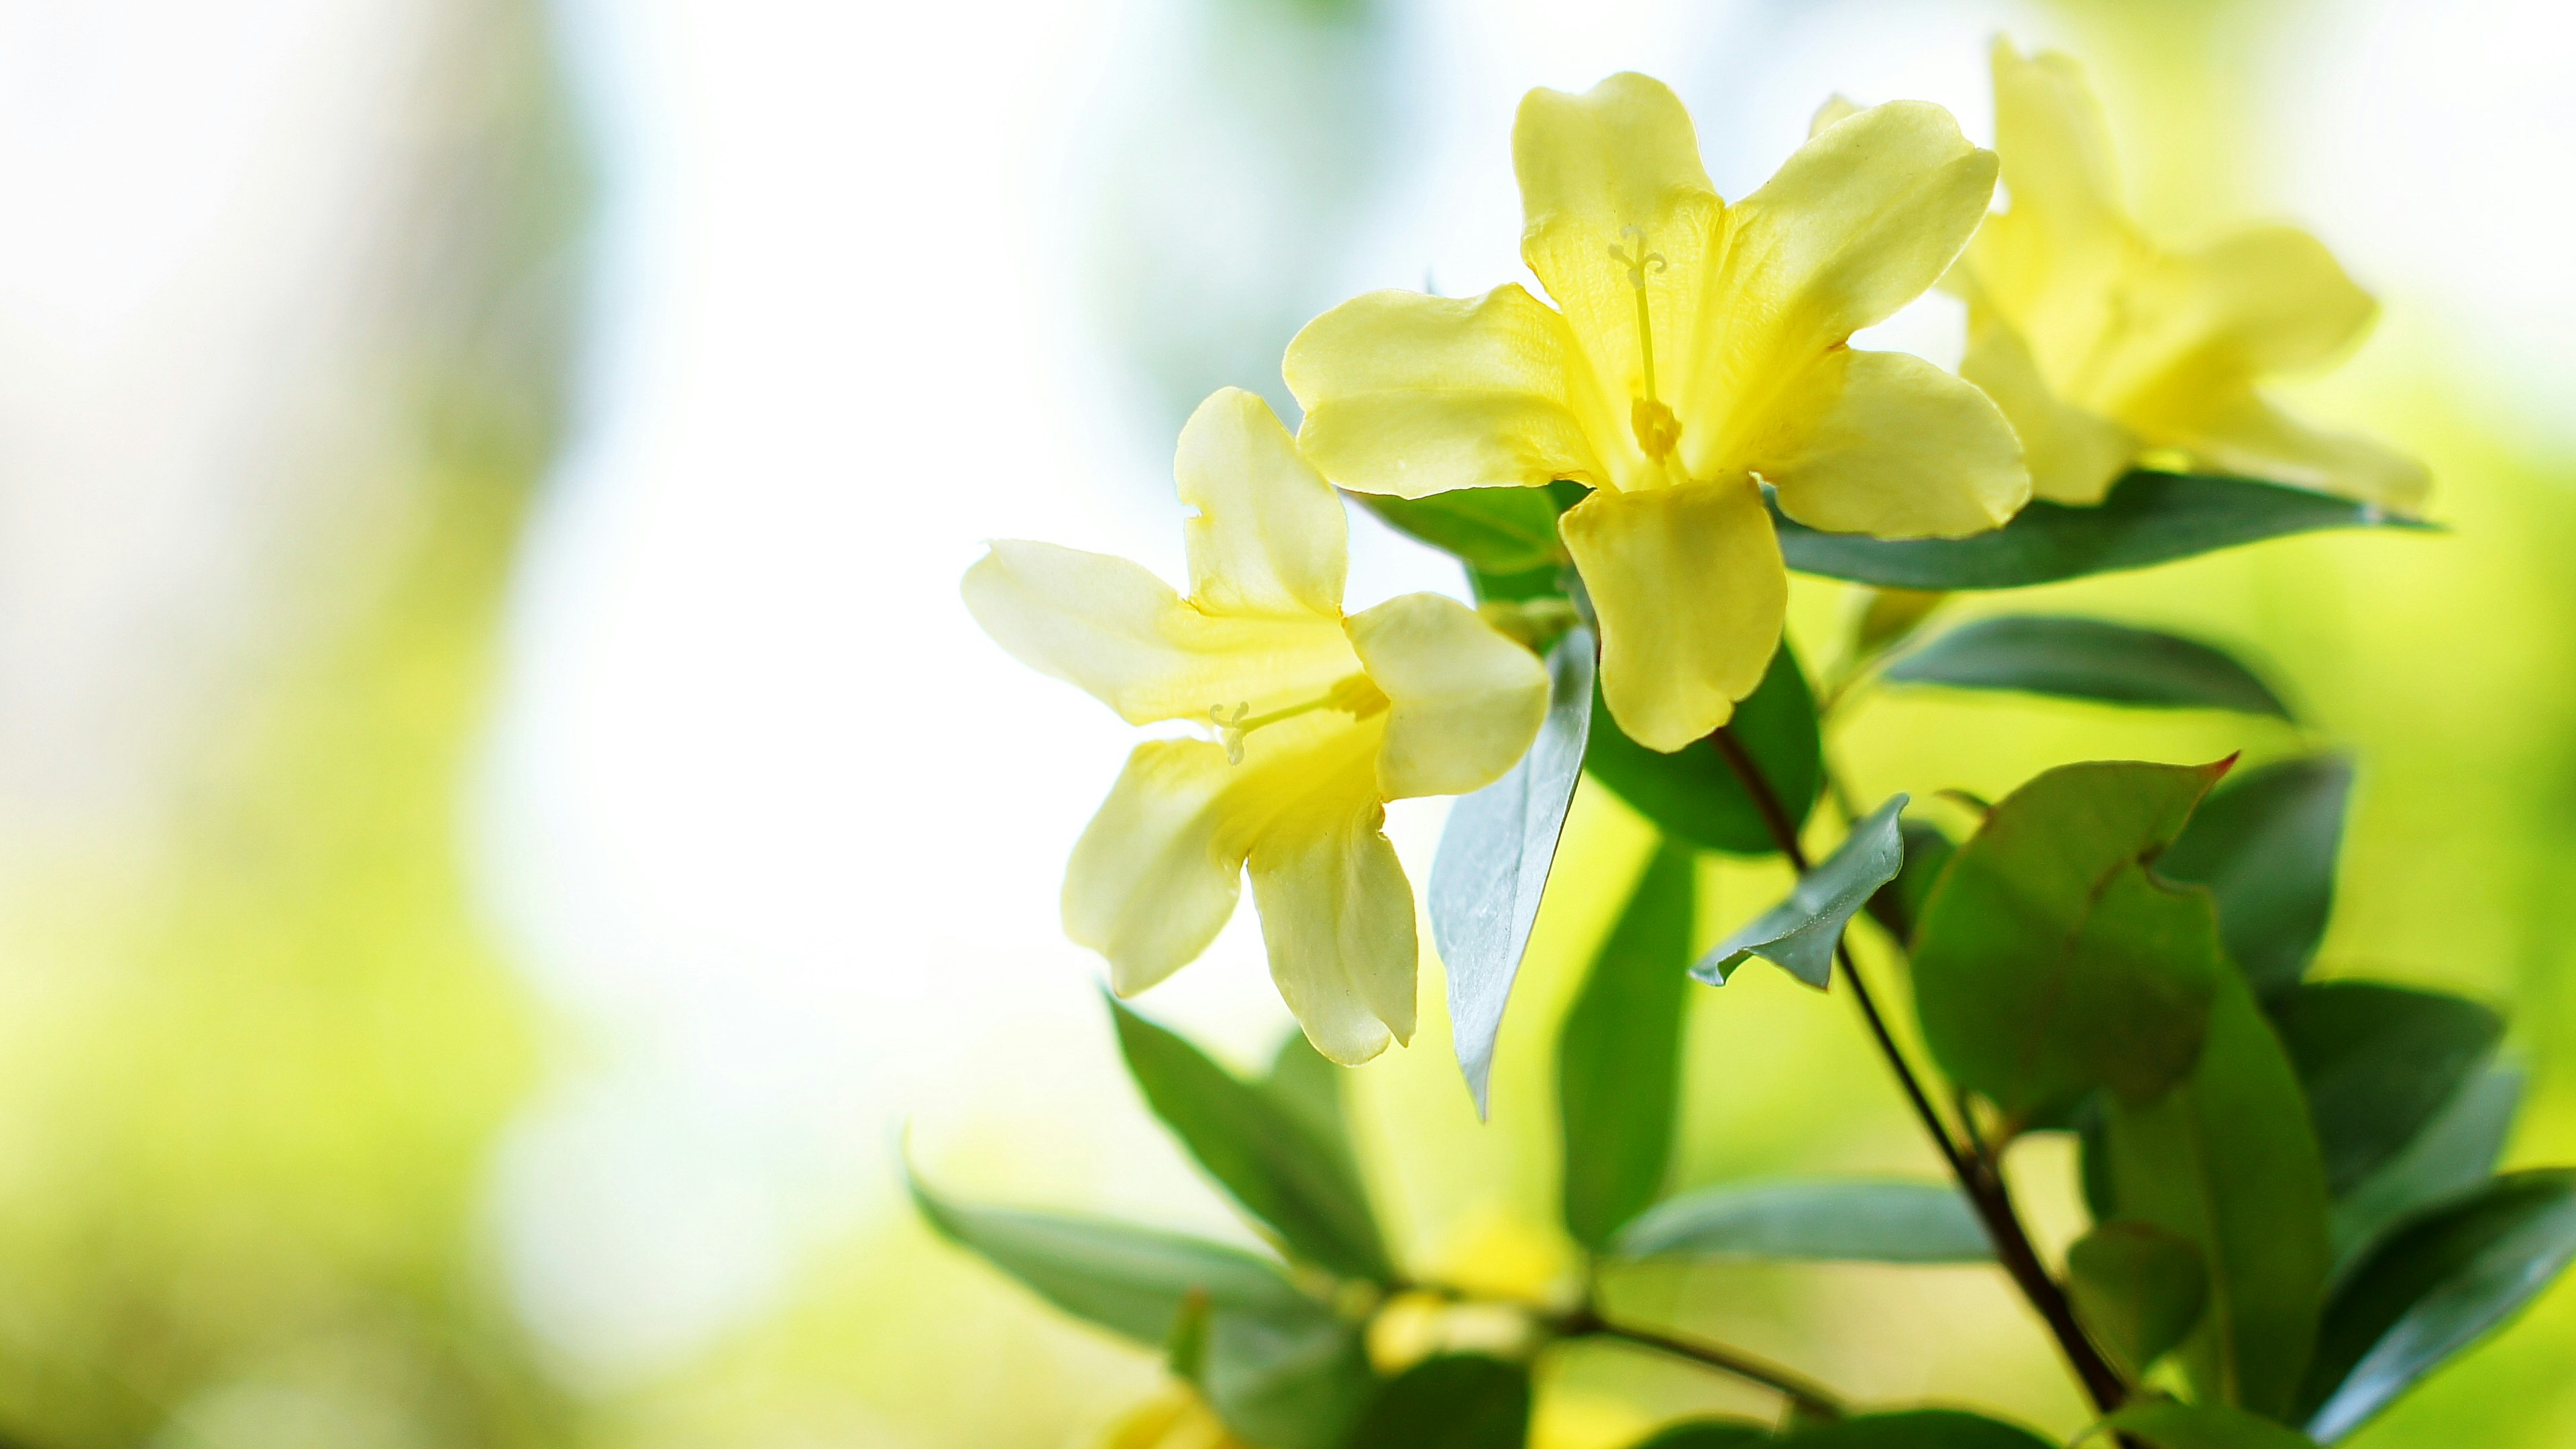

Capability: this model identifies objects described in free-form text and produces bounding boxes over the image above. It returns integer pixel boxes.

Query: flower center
[1607,225,1681,462]
[1208,674,1390,765]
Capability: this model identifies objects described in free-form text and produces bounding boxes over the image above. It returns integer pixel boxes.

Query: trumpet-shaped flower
[1950,40,2428,508]
[1285,73,2027,753]
[963,389,1550,1063]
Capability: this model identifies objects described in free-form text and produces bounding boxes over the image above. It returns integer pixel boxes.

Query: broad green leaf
[1695,795,1907,989]
[1772,470,2432,590]
[1912,759,2231,1118]
[1611,1179,1991,1264]
[1202,1309,1378,1449]
[907,1171,1310,1342]
[2299,1170,2576,1443]
[1629,1421,1773,1448]
[1559,841,1697,1249]
[2101,1401,2318,1449]
[2066,1221,2208,1376]
[1882,615,2292,718]
[1265,1028,1364,1186]
[1344,1354,1530,1449]
[1774,1409,2056,1446]
[1864,817,1955,946]
[2158,756,2355,998]
[2332,1061,2522,1272]
[1584,642,1822,857]
[1433,624,1594,1117]
[1850,586,1950,658]
[1111,1001,1393,1281]
[2105,975,2332,1419]
[1357,488,1564,575]
[2270,983,2502,1193]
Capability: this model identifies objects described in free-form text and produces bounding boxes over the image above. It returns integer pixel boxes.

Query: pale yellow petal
[1960,307,2136,504]
[1064,739,1248,996]
[1515,73,1713,244]
[1175,388,1347,618]
[1809,94,1862,139]
[1560,478,1786,753]
[1755,348,2030,534]
[964,541,1356,726]
[2147,388,2431,511]
[1991,39,2124,246]
[1344,592,1549,800]
[1285,285,1614,498]
[1247,796,1418,1064]
[2170,227,2377,377]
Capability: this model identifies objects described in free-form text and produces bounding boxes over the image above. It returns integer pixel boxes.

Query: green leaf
[1610,1178,1991,1264]
[2101,1400,2319,1449]
[1265,1028,1364,1186]
[2332,1061,2522,1271]
[1772,470,2432,590]
[1911,759,2231,1117]
[1882,615,2292,718]
[1432,625,1595,1117]
[1344,1354,1530,1449]
[907,1172,1311,1342]
[1584,642,1822,857]
[1111,1000,1393,1281]
[1864,818,1955,947]
[2158,755,2355,998]
[2270,983,2503,1194]
[1695,795,1908,989]
[1203,1309,1378,1449]
[1357,488,1565,576]
[1628,1420,1774,1448]
[1774,1409,2056,1447]
[2104,973,2332,1419]
[2299,1170,2576,1442]
[2066,1221,2209,1376]
[1559,841,1697,1249]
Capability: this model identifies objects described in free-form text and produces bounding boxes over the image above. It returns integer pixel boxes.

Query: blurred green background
[0,0,2567,1446]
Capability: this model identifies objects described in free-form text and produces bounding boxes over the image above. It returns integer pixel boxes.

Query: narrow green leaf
[1882,615,2292,718]
[1357,488,1565,576]
[2066,1221,2208,1376]
[2105,974,2332,1419]
[1628,1420,1773,1448]
[1202,1310,1378,1449]
[1585,643,1821,857]
[1559,841,1697,1249]
[1611,1178,1991,1264]
[1774,1409,2056,1446]
[2300,1170,2576,1442]
[2332,1061,2522,1272]
[2270,983,2503,1193]
[2101,1400,2318,1449]
[907,1172,1309,1342]
[1344,1355,1530,1449]
[1433,625,1595,1117]
[1265,1028,1364,1186]
[1695,795,1907,989]
[1912,759,2231,1117]
[1111,1001,1393,1281]
[1772,470,2432,590]
[1864,817,1954,946]
[2158,755,2354,998]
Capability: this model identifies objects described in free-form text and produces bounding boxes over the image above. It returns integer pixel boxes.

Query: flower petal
[1175,388,1347,618]
[1063,739,1249,996]
[1960,305,2137,504]
[2163,226,2377,378]
[1990,40,2126,250]
[965,540,1356,726]
[1754,347,2031,535]
[2145,388,2431,511]
[1561,478,1786,753]
[1344,592,1549,800]
[1248,797,1418,1064]
[1285,286,1612,498]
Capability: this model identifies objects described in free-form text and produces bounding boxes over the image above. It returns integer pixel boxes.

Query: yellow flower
[1951,40,2428,509]
[1285,73,2027,753]
[964,388,1550,1063]
[1091,1381,1251,1449]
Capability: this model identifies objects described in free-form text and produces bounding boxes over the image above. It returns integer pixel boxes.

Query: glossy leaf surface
[1584,642,1821,856]
[1560,841,1697,1248]
[1432,625,1595,1116]
[1358,488,1566,576]
[1694,796,1908,989]
[2159,755,2354,998]
[1865,817,1955,946]
[2271,982,2503,1193]
[1883,615,2292,718]
[1344,1354,1529,1449]
[1611,1178,1991,1264]
[1912,759,2230,1116]
[1772,470,2432,590]
[2102,1401,2319,1449]
[2067,1220,2209,1376]
[2332,1062,2523,1271]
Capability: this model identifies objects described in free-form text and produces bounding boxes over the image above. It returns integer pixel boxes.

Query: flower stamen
[1209,674,1390,764]
[1608,225,1679,460]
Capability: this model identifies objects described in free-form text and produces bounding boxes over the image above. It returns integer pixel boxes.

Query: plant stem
[1559,1306,1845,1421]
[1705,726,2131,1415]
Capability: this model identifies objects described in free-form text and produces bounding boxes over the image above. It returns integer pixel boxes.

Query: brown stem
[1559,1307,1845,1421]
[1706,726,2131,1415]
